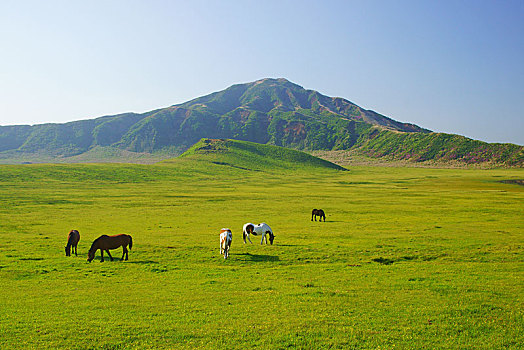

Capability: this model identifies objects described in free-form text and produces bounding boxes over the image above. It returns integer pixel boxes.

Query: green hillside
[352,128,524,167]
[173,138,347,171]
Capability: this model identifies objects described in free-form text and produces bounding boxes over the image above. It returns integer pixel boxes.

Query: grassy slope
[174,138,347,171]
[352,128,524,167]
[0,155,522,349]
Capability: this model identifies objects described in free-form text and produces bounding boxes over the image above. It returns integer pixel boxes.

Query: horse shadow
[235,253,280,262]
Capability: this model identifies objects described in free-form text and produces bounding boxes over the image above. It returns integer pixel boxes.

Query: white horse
[242,223,275,245]
[219,228,233,259]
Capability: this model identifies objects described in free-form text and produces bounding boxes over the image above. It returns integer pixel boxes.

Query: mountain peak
[250,77,304,90]
[252,77,298,85]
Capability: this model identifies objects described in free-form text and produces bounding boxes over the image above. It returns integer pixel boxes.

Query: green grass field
[0,141,522,349]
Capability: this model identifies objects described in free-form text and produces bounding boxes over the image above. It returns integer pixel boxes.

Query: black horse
[311,209,326,222]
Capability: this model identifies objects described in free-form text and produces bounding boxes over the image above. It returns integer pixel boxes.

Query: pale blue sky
[1,0,523,145]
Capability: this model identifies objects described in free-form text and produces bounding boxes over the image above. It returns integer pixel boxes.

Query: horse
[65,230,80,256]
[219,228,233,259]
[87,234,133,262]
[311,209,326,222]
[242,223,275,245]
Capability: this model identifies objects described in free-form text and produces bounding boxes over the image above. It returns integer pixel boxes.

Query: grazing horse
[65,230,80,256]
[311,209,326,222]
[87,234,133,262]
[219,228,233,259]
[242,223,275,245]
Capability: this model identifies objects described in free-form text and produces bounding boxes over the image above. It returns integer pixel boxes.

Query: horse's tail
[128,235,133,250]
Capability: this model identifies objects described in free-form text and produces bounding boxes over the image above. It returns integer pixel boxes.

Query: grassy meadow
[0,144,522,349]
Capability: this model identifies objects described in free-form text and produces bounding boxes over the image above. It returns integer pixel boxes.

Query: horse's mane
[89,235,108,251]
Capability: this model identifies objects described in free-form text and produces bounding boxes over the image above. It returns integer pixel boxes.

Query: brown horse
[65,230,80,256]
[87,234,133,262]
[311,209,326,222]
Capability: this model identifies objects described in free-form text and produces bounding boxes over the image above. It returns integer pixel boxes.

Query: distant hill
[349,128,523,166]
[0,78,522,166]
[168,138,346,171]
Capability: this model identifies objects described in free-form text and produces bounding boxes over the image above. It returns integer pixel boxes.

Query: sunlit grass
[0,159,522,349]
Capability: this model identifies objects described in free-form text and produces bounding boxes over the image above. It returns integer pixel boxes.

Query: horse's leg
[247,233,252,244]
[106,249,113,261]
[100,249,104,262]
[74,244,78,256]
[121,247,128,261]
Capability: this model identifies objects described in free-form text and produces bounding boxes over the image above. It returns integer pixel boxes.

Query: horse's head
[65,246,70,256]
[269,232,275,245]
[87,249,95,262]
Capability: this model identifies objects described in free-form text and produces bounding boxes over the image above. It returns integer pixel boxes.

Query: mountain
[0,78,522,166]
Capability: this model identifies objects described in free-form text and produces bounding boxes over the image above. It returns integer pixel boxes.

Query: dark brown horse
[311,209,326,222]
[65,230,80,256]
[87,234,133,262]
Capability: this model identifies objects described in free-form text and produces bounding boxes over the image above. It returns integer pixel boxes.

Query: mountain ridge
[0,78,522,167]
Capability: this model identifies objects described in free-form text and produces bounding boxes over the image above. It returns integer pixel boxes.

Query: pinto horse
[311,209,326,222]
[87,234,133,262]
[65,230,80,256]
[242,223,275,245]
[219,228,233,259]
